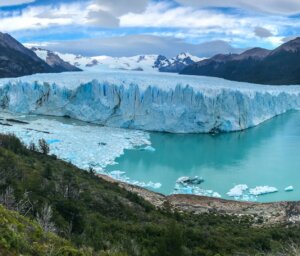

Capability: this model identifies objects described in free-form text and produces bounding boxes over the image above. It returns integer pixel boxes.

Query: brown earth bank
[98,174,300,226]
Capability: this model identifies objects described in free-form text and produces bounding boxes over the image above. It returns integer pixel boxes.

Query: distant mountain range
[32,47,204,73]
[2,32,300,85]
[181,37,300,85]
[0,32,81,78]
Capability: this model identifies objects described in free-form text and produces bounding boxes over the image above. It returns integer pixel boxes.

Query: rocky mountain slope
[181,37,300,85]
[0,33,54,78]
[156,52,203,72]
[0,33,82,78]
[31,47,82,72]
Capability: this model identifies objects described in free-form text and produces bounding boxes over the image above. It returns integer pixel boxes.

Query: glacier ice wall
[1,71,300,133]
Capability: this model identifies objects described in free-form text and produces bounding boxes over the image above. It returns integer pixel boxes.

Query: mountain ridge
[31,47,204,73]
[0,32,82,78]
[0,32,54,78]
[181,37,300,85]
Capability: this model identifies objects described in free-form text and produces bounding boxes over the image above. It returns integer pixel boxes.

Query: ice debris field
[1,70,300,133]
[0,112,163,190]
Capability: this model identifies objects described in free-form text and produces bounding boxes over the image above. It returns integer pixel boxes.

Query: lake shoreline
[97,173,300,226]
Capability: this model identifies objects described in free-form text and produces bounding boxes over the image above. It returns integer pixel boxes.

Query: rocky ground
[98,174,300,226]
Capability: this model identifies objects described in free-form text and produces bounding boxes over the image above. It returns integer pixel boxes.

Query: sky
[0,0,300,57]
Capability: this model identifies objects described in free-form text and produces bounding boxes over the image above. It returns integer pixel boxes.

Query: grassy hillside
[0,204,84,255]
[1,133,300,255]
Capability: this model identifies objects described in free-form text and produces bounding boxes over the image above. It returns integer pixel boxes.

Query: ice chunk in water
[226,184,248,197]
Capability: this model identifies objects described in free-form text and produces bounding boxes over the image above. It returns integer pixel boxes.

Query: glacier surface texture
[1,70,300,133]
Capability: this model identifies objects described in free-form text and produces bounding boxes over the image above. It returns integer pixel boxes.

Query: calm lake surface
[106,111,300,202]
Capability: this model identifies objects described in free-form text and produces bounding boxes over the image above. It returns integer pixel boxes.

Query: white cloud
[0,0,35,7]
[119,1,300,47]
[0,0,299,53]
[120,2,239,29]
[176,0,300,15]
[0,3,87,32]
[85,0,149,27]
[0,0,149,31]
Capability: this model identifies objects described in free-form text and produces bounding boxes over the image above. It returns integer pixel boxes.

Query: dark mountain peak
[0,32,81,78]
[0,32,40,62]
[211,53,237,62]
[272,37,300,54]
[0,32,55,78]
[234,47,270,60]
[153,54,170,69]
[193,47,269,67]
[181,39,300,85]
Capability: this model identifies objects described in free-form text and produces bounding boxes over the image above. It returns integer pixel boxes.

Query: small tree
[43,165,53,180]
[37,203,56,233]
[0,186,16,210]
[29,142,37,152]
[157,221,184,256]
[89,167,96,176]
[39,139,50,155]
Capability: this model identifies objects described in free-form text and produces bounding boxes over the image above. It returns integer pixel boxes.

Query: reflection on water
[106,111,300,202]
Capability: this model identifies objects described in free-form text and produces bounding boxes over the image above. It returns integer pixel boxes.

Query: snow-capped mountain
[158,52,204,73]
[32,47,82,72]
[31,48,204,73]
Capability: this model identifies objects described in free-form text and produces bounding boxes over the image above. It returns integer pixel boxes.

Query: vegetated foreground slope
[181,37,300,85]
[1,134,300,255]
[0,204,84,256]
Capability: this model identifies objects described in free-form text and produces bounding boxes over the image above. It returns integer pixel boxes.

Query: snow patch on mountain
[31,48,203,73]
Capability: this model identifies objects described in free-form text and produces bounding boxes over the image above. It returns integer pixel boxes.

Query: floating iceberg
[226,184,248,197]
[173,184,221,198]
[249,186,278,196]
[285,186,294,192]
[142,145,156,152]
[174,176,220,198]
[227,184,279,200]
[212,192,222,198]
[1,70,300,133]
[176,176,204,186]
[109,170,161,189]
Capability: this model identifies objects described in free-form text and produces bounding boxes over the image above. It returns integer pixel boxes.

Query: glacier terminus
[1,70,300,133]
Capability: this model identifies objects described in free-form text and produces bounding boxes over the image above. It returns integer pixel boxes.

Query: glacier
[1,70,300,133]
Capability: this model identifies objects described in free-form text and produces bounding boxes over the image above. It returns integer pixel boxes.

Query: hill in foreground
[1,133,300,255]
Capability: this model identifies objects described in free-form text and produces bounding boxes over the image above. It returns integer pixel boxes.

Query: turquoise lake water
[106,111,300,202]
